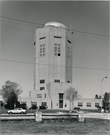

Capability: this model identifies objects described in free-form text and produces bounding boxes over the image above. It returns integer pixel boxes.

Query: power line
[0,69,109,76]
[1,17,38,28]
[2,25,109,45]
[72,29,109,38]
[1,16,41,26]
[1,16,109,38]
[0,58,109,71]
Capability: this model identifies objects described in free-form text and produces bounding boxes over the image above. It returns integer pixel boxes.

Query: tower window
[54,79,60,83]
[87,103,91,107]
[58,47,60,52]
[54,36,61,39]
[55,43,57,46]
[40,87,45,90]
[40,48,42,53]
[67,45,71,58]
[95,103,99,107]
[40,80,45,83]
[54,43,61,56]
[39,37,46,40]
[54,53,57,56]
[43,48,45,52]
[42,102,47,107]
[34,42,36,45]
[58,53,60,56]
[68,40,71,44]
[40,44,45,57]
[54,47,57,52]
[78,102,83,107]
[37,94,42,98]
[31,102,37,106]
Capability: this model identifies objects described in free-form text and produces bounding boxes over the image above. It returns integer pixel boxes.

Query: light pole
[101,76,108,112]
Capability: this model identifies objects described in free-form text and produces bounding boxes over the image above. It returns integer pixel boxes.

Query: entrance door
[59,93,63,108]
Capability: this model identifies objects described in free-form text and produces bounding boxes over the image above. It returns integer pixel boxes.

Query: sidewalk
[83,112,110,120]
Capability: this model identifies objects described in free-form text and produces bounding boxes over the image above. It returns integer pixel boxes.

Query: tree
[0,101,4,107]
[95,94,98,99]
[102,92,110,111]
[64,87,81,112]
[20,103,27,109]
[1,80,22,109]
[98,95,102,99]
[95,94,102,99]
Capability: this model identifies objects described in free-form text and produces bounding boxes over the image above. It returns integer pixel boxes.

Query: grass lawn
[0,118,110,135]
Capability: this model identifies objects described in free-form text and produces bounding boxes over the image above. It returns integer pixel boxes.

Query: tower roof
[44,22,67,29]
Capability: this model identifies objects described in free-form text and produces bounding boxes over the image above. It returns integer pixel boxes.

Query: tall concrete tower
[34,22,72,91]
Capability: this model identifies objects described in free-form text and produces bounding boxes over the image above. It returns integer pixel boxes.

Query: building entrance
[59,93,63,108]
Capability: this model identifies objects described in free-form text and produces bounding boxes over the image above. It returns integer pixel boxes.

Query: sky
[0,1,110,99]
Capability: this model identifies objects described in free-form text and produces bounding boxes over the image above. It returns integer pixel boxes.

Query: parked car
[7,108,27,114]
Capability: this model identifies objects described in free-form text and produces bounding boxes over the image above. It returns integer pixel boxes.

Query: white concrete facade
[18,22,102,110]
[19,83,101,110]
[34,22,72,91]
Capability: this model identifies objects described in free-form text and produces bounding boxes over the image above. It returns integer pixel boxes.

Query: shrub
[29,104,37,109]
[20,103,27,109]
[0,101,4,107]
[96,105,101,109]
[39,106,47,109]
[74,107,80,111]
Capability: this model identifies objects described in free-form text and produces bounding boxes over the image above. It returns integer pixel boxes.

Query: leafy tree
[0,101,4,107]
[64,87,81,112]
[20,103,27,109]
[98,95,102,99]
[95,94,101,99]
[29,104,37,109]
[1,80,22,109]
[95,94,98,99]
[102,92,110,111]
[16,101,20,108]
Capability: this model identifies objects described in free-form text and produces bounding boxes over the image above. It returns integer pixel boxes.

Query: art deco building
[18,22,101,110]
[34,22,72,91]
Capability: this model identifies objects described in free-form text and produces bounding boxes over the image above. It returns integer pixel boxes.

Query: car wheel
[21,112,24,114]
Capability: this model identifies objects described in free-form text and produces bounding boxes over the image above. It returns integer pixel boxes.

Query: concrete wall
[35,25,72,91]
[19,82,102,110]
[73,98,101,110]
[18,23,102,110]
